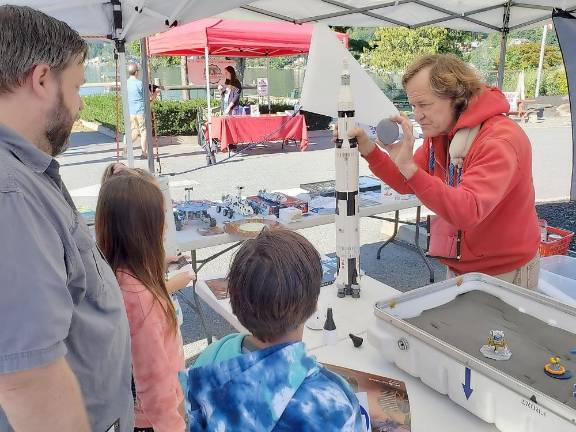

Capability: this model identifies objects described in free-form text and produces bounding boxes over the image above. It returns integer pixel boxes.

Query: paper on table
[309,196,336,213]
[301,23,399,127]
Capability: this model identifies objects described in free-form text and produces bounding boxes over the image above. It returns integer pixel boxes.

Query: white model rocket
[335,60,361,298]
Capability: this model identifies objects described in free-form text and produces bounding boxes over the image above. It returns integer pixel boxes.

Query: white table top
[193,275,497,431]
[175,194,420,252]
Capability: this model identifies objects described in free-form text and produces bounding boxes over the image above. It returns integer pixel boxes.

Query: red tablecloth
[207,114,308,152]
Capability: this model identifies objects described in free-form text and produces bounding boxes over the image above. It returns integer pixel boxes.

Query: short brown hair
[228,229,322,343]
[402,54,484,116]
[0,5,87,94]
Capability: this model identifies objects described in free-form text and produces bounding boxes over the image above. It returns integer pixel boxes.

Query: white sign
[257,77,269,96]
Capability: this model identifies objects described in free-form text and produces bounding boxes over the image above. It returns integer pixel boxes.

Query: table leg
[179,242,243,345]
[414,206,435,283]
[190,249,197,273]
[372,207,435,283]
[176,286,213,345]
[376,210,399,259]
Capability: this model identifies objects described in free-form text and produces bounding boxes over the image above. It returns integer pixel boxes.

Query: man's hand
[379,114,418,179]
[332,116,418,179]
[331,125,376,157]
[0,358,91,432]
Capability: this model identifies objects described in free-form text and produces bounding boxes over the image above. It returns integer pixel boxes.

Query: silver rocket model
[335,60,360,298]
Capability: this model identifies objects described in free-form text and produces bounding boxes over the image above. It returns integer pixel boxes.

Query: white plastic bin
[538,255,576,306]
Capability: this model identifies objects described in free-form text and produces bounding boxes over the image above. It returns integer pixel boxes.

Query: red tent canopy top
[148,18,348,57]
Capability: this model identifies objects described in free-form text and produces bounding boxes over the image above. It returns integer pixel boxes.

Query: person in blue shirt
[126,63,147,159]
[181,229,364,431]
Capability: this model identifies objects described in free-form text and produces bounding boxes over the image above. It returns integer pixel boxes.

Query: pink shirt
[117,270,186,432]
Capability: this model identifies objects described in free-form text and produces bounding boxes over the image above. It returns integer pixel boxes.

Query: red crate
[539,225,574,257]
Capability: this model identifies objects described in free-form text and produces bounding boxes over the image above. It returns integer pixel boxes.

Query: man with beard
[0,6,133,432]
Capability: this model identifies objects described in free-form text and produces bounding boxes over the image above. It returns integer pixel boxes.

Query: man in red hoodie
[349,54,540,289]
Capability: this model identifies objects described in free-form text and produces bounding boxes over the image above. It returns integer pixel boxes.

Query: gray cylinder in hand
[376,118,401,144]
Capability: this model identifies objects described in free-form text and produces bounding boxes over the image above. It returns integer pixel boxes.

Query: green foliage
[81,94,124,133]
[500,67,569,98]
[544,67,568,96]
[511,27,558,46]
[502,69,539,97]
[363,27,475,72]
[153,99,211,136]
[331,26,377,60]
[505,43,563,70]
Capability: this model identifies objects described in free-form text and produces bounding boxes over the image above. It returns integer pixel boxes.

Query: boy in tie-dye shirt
[181,230,364,431]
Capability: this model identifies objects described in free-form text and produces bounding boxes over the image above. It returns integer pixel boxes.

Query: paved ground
[61,117,573,359]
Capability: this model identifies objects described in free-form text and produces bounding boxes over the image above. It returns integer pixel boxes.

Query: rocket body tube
[335,62,360,298]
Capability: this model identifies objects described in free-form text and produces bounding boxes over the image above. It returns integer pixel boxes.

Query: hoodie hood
[451,86,510,134]
[183,341,363,431]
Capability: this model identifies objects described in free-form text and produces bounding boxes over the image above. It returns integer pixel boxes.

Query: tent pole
[266,55,271,113]
[141,37,155,173]
[118,50,134,168]
[205,47,213,154]
[497,0,512,89]
[535,24,549,98]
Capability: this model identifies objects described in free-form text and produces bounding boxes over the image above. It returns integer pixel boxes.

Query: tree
[505,43,563,70]
[362,27,475,72]
[510,27,558,46]
[331,26,377,60]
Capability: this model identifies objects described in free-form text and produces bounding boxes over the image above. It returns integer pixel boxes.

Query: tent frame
[241,1,576,31]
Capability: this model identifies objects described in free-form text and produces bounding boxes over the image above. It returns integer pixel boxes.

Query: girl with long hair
[96,173,186,432]
[220,65,242,116]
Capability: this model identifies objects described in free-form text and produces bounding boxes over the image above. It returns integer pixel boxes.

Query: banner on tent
[187,58,236,85]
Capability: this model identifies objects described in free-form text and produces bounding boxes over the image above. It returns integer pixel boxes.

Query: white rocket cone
[335,60,361,298]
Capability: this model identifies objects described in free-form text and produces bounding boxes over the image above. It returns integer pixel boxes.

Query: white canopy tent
[224,1,576,31]
[5,0,251,41]
[4,0,253,169]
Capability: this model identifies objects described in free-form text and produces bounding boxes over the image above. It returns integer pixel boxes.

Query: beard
[45,86,76,157]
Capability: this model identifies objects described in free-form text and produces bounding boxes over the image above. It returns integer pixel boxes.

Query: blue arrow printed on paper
[359,404,370,431]
[462,367,474,400]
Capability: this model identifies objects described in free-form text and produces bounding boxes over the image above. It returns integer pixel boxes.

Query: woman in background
[220,65,242,116]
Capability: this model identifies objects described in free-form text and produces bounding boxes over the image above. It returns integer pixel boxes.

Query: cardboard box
[246,193,309,217]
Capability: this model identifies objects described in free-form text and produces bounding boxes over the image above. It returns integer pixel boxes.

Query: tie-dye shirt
[182,334,364,431]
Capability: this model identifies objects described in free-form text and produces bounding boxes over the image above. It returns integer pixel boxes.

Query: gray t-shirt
[0,125,133,432]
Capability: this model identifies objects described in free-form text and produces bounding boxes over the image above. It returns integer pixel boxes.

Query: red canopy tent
[147,18,348,57]
[147,19,347,161]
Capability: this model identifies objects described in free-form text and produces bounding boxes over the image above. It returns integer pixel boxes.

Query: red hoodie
[365,87,540,275]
